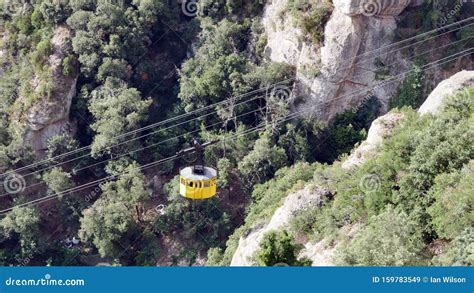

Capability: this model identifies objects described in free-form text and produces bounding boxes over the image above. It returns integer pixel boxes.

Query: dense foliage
[300,88,472,265]
[0,0,471,267]
[256,230,311,266]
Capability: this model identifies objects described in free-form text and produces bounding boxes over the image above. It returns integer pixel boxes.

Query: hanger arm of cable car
[175,139,219,200]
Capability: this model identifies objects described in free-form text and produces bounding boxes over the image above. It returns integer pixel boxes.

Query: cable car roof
[179,166,217,180]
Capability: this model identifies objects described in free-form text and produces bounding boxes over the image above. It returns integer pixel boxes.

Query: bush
[428,162,474,240]
[432,227,474,266]
[238,131,288,185]
[255,230,311,266]
[62,55,78,77]
[31,37,53,70]
[206,247,224,266]
[287,0,332,44]
[336,206,425,266]
[389,64,424,109]
[289,206,323,239]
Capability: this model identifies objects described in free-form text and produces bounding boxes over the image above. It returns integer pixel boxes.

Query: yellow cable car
[177,139,218,200]
[179,166,217,199]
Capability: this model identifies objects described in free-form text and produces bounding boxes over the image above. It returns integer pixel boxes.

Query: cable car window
[189,181,194,187]
[204,182,210,187]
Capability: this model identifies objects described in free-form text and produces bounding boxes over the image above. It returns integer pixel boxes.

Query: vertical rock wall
[263,0,414,121]
[23,26,78,155]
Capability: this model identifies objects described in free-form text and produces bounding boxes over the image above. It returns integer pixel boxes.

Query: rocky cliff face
[230,186,330,265]
[23,26,78,155]
[263,0,413,121]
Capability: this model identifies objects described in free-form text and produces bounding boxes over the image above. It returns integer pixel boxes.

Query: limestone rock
[262,0,413,121]
[419,70,474,115]
[230,186,330,266]
[342,111,404,169]
[23,26,78,154]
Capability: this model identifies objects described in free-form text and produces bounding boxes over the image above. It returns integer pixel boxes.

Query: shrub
[389,64,424,109]
[206,247,225,266]
[31,37,53,71]
[255,230,311,266]
[432,227,474,266]
[238,131,288,185]
[428,162,474,240]
[287,0,332,44]
[62,55,77,77]
[336,206,425,266]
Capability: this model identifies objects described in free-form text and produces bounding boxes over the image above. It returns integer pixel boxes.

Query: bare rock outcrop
[262,0,321,86]
[263,0,413,121]
[23,26,78,154]
[230,186,330,266]
[342,70,474,169]
[418,70,474,115]
[342,111,404,169]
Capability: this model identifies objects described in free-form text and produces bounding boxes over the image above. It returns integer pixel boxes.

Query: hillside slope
[226,71,474,266]
[0,1,472,267]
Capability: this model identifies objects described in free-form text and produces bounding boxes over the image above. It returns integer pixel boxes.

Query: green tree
[217,158,231,188]
[390,64,425,109]
[206,247,224,266]
[256,230,311,266]
[42,167,75,199]
[336,206,425,266]
[238,131,288,185]
[428,162,474,239]
[432,227,474,266]
[0,206,40,255]
[89,78,151,157]
[46,134,80,163]
[79,163,149,259]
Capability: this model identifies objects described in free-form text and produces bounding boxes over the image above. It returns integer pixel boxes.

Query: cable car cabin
[179,166,217,200]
